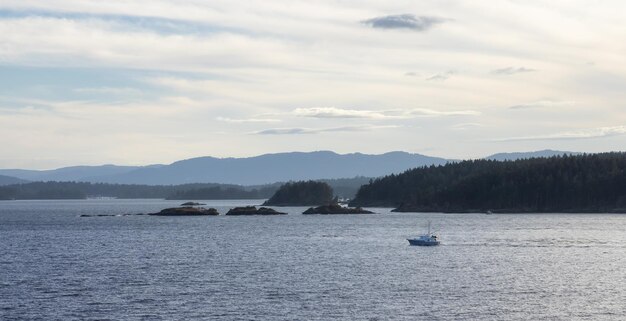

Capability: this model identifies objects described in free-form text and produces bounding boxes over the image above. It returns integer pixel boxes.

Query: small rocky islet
[302,204,374,214]
[80,205,287,217]
[151,207,219,216]
[180,201,206,206]
[225,206,286,215]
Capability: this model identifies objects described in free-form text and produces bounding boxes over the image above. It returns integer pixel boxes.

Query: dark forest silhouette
[350,153,626,213]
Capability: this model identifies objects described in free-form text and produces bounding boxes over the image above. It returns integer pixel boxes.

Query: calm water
[1,199,625,320]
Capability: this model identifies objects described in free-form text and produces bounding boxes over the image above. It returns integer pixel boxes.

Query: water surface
[1,199,625,320]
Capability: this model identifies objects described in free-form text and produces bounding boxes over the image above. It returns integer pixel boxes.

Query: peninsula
[350,153,626,213]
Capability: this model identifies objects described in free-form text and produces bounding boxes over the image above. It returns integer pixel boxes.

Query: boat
[407,221,440,246]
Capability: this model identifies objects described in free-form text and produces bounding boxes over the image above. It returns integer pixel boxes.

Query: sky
[1,0,626,169]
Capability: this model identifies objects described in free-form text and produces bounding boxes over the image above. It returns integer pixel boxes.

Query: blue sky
[1,1,625,169]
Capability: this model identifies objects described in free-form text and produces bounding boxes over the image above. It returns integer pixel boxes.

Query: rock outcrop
[302,204,374,214]
[150,207,219,216]
[180,202,206,206]
[225,206,286,215]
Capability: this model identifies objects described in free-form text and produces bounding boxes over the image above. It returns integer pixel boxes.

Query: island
[225,206,286,215]
[302,204,374,214]
[180,202,206,206]
[150,207,219,216]
[262,181,335,206]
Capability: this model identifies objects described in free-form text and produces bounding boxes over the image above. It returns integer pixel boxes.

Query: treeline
[0,177,369,201]
[0,182,87,200]
[350,153,626,213]
[318,177,371,199]
[0,182,277,200]
[167,185,277,200]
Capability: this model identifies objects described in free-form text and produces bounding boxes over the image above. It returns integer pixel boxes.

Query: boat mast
[428,220,431,235]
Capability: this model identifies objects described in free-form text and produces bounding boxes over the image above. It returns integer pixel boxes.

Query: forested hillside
[263,181,335,206]
[0,182,274,200]
[350,153,626,213]
[0,177,364,200]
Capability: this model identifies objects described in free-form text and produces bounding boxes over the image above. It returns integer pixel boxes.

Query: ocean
[1,199,625,320]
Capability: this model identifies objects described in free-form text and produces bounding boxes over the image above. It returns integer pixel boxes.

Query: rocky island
[225,206,286,215]
[180,201,206,206]
[150,207,219,216]
[302,204,374,214]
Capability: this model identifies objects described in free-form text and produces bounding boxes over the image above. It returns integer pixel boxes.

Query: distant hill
[0,175,28,186]
[485,150,581,161]
[0,178,370,201]
[1,151,443,185]
[0,181,275,200]
[0,165,156,182]
[99,151,448,185]
[319,177,372,199]
[2,150,587,186]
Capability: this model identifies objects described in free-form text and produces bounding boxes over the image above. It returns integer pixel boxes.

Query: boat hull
[407,239,440,246]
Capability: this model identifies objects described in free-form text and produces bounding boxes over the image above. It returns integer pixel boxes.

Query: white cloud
[254,125,399,135]
[74,87,142,95]
[293,107,389,119]
[490,67,536,75]
[508,100,576,110]
[493,126,626,141]
[426,71,455,81]
[450,123,484,130]
[406,108,480,117]
[293,107,479,119]
[216,117,280,123]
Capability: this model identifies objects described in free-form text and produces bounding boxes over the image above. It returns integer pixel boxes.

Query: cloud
[293,107,388,119]
[404,72,419,77]
[449,122,484,130]
[361,14,444,31]
[491,67,536,75]
[0,16,305,74]
[0,9,225,35]
[254,125,398,135]
[493,126,626,141]
[426,70,455,81]
[216,116,280,123]
[406,108,479,116]
[508,100,576,110]
[74,87,142,95]
[292,107,479,119]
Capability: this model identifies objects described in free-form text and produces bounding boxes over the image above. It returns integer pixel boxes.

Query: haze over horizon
[2,1,626,169]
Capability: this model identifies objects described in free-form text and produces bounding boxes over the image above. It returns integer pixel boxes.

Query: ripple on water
[1,200,625,320]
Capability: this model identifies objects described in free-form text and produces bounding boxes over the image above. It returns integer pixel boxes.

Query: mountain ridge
[90,151,448,185]
[485,149,581,161]
[0,150,582,185]
[0,175,29,186]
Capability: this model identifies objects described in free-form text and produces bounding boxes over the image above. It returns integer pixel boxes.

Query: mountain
[0,164,160,182]
[1,150,593,186]
[0,151,447,185]
[485,149,581,161]
[94,151,449,185]
[0,175,28,186]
